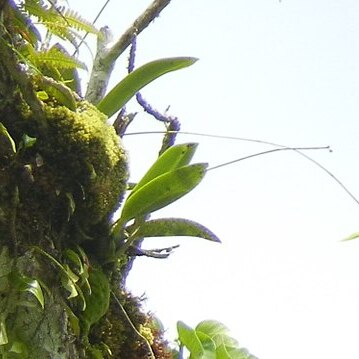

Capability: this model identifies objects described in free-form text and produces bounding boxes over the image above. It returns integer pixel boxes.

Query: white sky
[71,1,359,358]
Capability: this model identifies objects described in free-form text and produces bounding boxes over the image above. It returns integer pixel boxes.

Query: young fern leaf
[30,46,87,71]
[61,8,99,35]
[22,0,99,47]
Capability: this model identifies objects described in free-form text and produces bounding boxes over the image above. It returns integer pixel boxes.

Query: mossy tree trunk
[0,2,172,358]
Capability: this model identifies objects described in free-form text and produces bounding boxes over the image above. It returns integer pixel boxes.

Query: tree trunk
[0,2,171,358]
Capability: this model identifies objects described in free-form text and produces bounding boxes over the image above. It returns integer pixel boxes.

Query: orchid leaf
[135,218,220,243]
[130,143,199,196]
[97,57,198,117]
[118,163,207,226]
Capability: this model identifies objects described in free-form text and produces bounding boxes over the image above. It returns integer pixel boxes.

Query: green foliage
[134,218,220,243]
[130,143,199,195]
[21,0,99,46]
[97,57,198,117]
[79,267,110,337]
[0,1,256,357]
[36,75,77,110]
[176,320,258,359]
[113,142,209,236]
[119,163,207,226]
[9,271,45,309]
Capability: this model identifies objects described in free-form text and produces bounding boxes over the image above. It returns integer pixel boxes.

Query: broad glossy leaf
[97,57,198,117]
[195,331,216,359]
[119,163,207,225]
[135,218,220,243]
[177,321,204,358]
[196,320,230,339]
[130,143,198,196]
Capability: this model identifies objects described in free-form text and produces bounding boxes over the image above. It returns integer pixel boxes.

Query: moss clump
[0,97,128,251]
[24,100,128,228]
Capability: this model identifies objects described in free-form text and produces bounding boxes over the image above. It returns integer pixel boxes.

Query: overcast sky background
[71,1,359,358]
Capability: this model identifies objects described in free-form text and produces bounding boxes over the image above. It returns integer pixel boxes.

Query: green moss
[0,98,128,250]
[25,101,128,227]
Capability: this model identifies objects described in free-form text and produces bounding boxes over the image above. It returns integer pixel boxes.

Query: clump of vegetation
[0,1,256,358]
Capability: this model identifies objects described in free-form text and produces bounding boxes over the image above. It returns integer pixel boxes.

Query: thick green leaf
[177,321,204,358]
[9,271,44,309]
[130,143,199,196]
[118,163,207,226]
[135,218,220,243]
[97,57,198,117]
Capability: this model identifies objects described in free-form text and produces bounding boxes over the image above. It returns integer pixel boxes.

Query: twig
[86,0,172,104]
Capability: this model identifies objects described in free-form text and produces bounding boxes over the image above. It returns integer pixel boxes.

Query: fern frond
[61,8,99,35]
[42,21,82,48]
[22,0,99,47]
[34,46,87,71]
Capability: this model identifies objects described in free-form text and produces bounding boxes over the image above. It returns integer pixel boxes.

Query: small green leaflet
[97,57,198,117]
[134,218,220,243]
[118,163,207,226]
[9,271,44,309]
[130,143,199,196]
